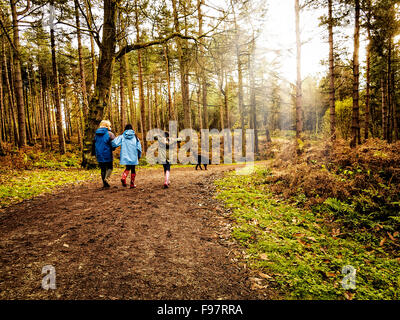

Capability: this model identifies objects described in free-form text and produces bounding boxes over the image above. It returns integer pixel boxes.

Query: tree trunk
[24,67,35,145]
[9,0,28,147]
[82,0,118,167]
[364,0,371,140]
[224,73,229,128]
[124,53,135,127]
[196,75,202,130]
[295,0,303,143]
[4,41,19,145]
[163,45,173,122]
[388,39,395,143]
[249,42,259,154]
[154,77,160,129]
[134,0,146,150]
[0,39,8,143]
[217,59,225,130]
[382,78,387,140]
[393,74,398,141]
[29,65,40,141]
[231,0,244,134]
[138,59,146,139]
[49,2,66,154]
[350,0,361,148]
[172,0,190,128]
[74,0,89,117]
[63,87,71,142]
[328,0,336,140]
[38,69,47,149]
[84,0,97,87]
[0,47,4,154]
[198,0,208,129]
[44,79,53,150]
[118,13,127,130]
[219,98,224,130]
[365,42,371,141]
[0,45,4,143]
[147,79,152,130]
[119,60,127,130]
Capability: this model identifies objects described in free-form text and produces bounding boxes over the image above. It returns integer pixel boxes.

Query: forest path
[0,164,269,299]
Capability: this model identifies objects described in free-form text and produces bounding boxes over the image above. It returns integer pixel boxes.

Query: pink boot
[163,171,170,188]
[121,169,129,187]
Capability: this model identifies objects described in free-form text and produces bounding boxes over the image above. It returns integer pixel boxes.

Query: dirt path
[0,165,269,300]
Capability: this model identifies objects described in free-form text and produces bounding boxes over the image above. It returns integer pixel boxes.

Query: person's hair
[99,120,111,130]
[124,124,133,131]
[164,131,169,138]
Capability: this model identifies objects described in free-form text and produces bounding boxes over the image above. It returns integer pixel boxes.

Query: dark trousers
[162,160,170,173]
[99,162,113,181]
[125,165,136,174]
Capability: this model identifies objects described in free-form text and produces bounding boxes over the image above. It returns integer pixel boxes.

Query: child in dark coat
[92,120,115,188]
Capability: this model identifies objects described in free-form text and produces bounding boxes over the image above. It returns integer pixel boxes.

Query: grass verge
[215,165,400,300]
[0,169,96,208]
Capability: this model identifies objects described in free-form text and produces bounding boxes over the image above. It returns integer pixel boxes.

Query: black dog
[193,153,210,170]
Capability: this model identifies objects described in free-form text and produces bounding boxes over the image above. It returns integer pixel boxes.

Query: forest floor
[1,134,399,300]
[0,164,277,300]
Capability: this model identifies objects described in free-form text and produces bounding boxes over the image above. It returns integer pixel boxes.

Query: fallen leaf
[297,239,310,247]
[293,232,305,238]
[393,232,399,237]
[251,282,265,290]
[258,272,273,279]
[63,243,69,248]
[325,272,336,278]
[380,238,386,246]
[249,277,263,284]
[344,292,355,300]
[307,236,317,242]
[387,232,396,241]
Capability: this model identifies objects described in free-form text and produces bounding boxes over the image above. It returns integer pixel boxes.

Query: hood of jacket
[96,127,109,136]
[123,129,135,140]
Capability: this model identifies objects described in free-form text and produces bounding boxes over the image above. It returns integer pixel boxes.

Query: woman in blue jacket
[92,120,115,188]
[112,124,142,188]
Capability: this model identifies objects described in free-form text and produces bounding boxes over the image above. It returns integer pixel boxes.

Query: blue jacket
[94,127,115,163]
[112,129,142,165]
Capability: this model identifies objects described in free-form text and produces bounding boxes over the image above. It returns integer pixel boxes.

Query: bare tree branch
[115,32,202,60]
